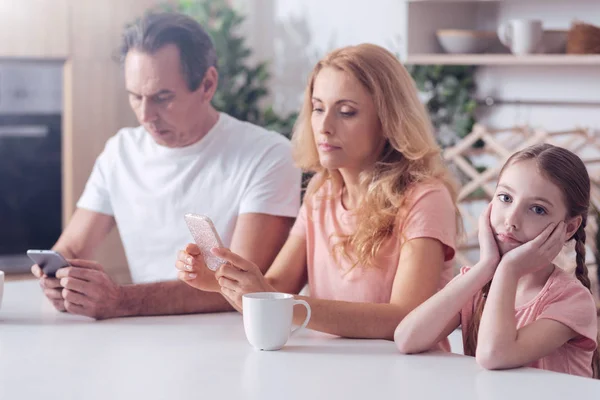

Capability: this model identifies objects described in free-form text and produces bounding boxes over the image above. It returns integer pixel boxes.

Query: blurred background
[0,0,598,304]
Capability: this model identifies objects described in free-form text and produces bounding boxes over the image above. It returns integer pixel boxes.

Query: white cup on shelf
[497,19,543,55]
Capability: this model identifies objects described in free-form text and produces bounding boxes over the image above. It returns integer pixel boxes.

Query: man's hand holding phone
[29,250,70,312]
[29,250,124,319]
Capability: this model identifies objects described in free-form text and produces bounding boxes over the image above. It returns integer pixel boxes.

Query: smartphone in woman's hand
[183,213,226,271]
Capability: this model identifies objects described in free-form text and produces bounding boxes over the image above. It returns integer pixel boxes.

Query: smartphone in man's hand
[27,250,70,278]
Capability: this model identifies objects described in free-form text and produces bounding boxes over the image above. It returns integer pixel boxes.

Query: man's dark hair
[119,12,217,92]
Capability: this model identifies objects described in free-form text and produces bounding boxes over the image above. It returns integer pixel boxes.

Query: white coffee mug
[497,19,543,55]
[0,270,4,310]
[242,292,311,351]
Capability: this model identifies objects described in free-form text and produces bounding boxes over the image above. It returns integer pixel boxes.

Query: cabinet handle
[0,125,48,138]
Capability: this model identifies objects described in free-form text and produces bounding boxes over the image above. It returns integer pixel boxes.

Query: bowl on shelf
[538,29,569,53]
[436,29,498,54]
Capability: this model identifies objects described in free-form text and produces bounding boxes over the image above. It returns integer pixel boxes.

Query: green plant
[159,0,297,136]
[408,65,478,148]
[408,64,487,198]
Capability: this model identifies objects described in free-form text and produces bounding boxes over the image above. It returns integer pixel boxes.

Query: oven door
[0,61,63,273]
[0,115,62,273]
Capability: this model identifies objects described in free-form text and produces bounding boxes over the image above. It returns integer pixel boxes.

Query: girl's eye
[498,194,511,203]
[532,206,547,215]
[312,108,324,113]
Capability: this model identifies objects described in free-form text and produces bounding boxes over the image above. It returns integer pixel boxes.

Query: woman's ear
[565,215,583,241]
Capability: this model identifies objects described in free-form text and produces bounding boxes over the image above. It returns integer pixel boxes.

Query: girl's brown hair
[291,43,460,269]
[463,143,599,379]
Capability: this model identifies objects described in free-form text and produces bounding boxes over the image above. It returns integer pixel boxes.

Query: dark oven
[0,61,63,273]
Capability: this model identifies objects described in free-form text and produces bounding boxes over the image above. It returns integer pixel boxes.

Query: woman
[176,43,460,343]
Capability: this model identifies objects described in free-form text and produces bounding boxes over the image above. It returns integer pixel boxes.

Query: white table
[0,280,598,400]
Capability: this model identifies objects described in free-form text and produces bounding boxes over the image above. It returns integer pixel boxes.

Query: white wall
[476,66,600,130]
[237,0,407,114]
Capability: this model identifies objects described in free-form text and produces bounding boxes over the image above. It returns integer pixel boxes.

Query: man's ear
[199,66,218,103]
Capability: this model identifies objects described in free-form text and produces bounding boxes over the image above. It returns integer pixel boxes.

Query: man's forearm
[116,280,234,317]
[51,244,77,259]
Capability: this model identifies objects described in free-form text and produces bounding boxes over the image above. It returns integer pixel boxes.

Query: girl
[174,43,460,341]
[395,143,599,378]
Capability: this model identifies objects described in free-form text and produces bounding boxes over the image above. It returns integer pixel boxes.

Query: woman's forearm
[291,296,407,340]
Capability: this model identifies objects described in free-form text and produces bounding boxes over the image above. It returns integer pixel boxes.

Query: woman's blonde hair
[291,43,460,269]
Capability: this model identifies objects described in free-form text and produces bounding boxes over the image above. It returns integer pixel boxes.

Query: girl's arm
[476,264,577,369]
[394,260,496,353]
[476,222,576,370]
[395,202,500,353]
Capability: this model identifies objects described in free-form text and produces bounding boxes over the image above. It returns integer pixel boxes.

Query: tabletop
[0,280,598,400]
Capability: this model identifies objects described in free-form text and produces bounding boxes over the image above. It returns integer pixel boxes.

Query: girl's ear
[565,215,583,241]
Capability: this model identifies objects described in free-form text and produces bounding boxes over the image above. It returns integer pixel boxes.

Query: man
[31,12,300,319]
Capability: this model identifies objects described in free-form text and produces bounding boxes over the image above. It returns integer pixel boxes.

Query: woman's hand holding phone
[175,243,221,292]
[178,214,228,291]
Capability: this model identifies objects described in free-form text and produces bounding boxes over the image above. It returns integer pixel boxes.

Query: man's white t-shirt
[77,113,301,283]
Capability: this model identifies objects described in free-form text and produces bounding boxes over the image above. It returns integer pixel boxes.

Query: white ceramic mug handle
[497,22,513,48]
[290,299,311,336]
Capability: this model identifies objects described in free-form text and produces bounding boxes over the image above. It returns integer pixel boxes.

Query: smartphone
[183,213,226,271]
[26,250,70,277]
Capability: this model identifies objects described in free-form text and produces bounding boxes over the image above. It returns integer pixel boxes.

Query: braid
[574,223,592,292]
[572,221,600,379]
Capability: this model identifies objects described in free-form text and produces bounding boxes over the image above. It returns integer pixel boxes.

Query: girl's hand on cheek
[499,221,566,277]
[478,203,501,274]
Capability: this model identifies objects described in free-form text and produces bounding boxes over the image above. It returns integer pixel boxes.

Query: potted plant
[408,64,478,148]
[151,0,298,136]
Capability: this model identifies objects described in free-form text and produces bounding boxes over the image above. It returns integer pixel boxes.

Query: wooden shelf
[405,54,600,66]
[406,0,593,2]
[407,0,501,2]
